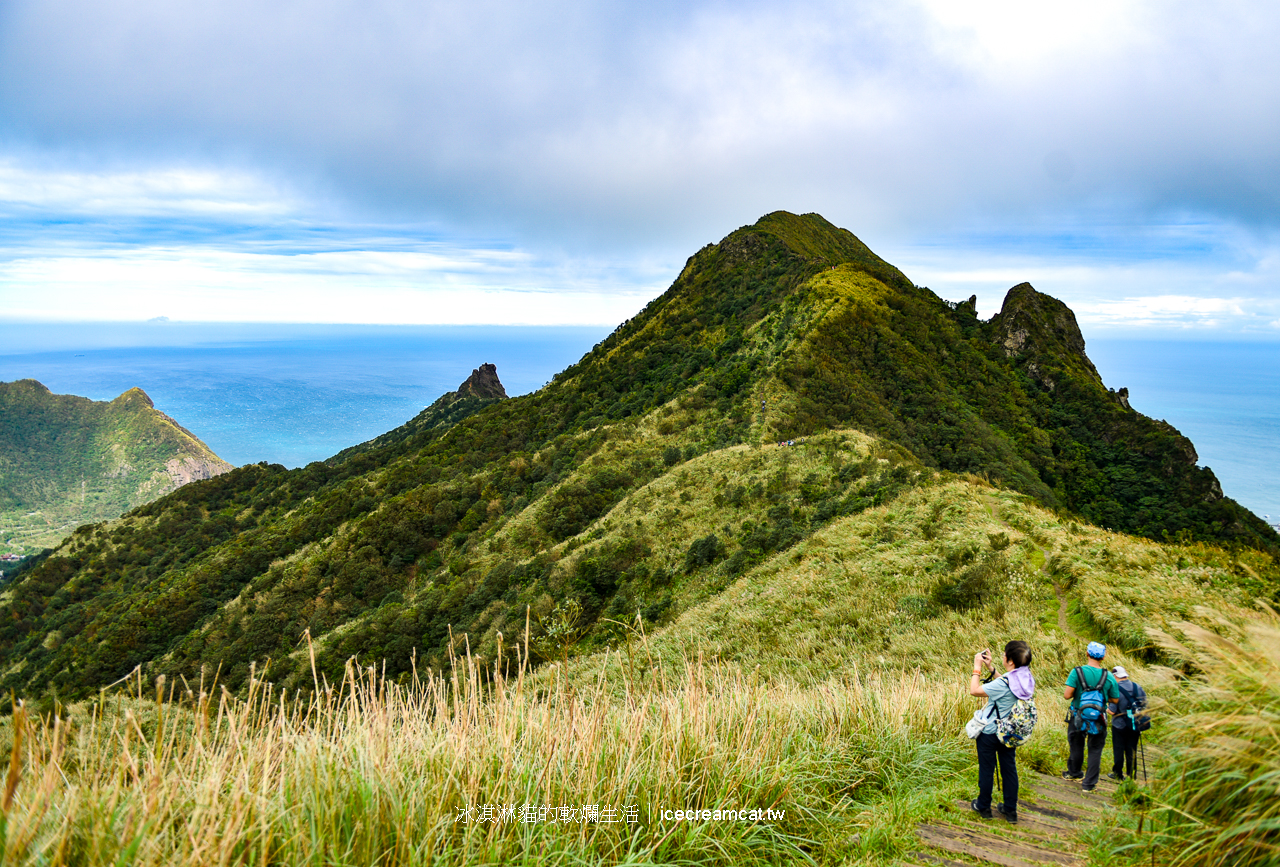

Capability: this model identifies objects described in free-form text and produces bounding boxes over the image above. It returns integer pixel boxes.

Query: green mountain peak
[0,380,234,554]
[0,213,1274,703]
[111,386,156,408]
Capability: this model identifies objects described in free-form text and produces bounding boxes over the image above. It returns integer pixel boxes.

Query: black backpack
[1116,680,1151,732]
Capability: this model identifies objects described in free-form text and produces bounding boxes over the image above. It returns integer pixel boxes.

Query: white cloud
[1,0,1279,329]
[0,241,663,325]
[0,161,296,219]
[4,0,1280,243]
[1076,295,1249,326]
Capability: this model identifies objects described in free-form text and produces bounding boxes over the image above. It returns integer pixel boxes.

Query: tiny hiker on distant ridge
[1062,641,1120,792]
[966,640,1036,824]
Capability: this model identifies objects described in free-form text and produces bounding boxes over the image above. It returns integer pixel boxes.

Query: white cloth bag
[965,705,993,739]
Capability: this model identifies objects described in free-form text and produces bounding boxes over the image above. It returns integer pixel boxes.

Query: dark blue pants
[975,731,1018,813]
[1067,715,1107,788]
[1112,726,1141,778]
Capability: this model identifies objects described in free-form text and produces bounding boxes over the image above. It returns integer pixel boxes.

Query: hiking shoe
[1107,772,1124,781]
[1081,785,1096,793]
[969,799,993,819]
[996,804,1018,824]
[1061,771,1084,780]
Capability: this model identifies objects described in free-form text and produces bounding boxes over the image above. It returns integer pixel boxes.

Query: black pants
[1067,715,1107,788]
[1112,726,1141,778]
[975,731,1018,813]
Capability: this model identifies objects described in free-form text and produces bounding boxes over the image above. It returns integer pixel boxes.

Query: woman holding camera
[968,640,1035,823]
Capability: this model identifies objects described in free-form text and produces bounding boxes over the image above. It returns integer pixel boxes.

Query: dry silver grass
[1144,605,1280,867]
[0,638,978,867]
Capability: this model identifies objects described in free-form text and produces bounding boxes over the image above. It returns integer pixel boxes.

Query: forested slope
[0,211,1274,703]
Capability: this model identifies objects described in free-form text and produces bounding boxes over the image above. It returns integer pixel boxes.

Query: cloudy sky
[2,0,1279,333]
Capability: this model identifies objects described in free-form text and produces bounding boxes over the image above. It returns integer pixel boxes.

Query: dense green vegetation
[0,380,232,554]
[0,211,1275,707]
[0,476,1272,866]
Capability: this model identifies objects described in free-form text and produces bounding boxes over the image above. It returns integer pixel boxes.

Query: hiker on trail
[1062,641,1119,792]
[1109,665,1147,781]
[968,640,1035,824]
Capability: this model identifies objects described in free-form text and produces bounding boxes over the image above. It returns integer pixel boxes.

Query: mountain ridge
[0,379,234,555]
[327,363,510,466]
[0,211,1274,702]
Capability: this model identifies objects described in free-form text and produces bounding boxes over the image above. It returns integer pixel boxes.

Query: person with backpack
[967,640,1036,823]
[1108,665,1148,781]
[1062,641,1120,792]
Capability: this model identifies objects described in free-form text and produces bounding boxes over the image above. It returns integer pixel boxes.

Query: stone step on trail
[1016,798,1098,825]
[915,822,1082,867]
[1023,793,1111,819]
[945,823,1065,857]
[905,852,977,867]
[950,801,1079,836]
[950,822,1066,852]
[1017,799,1088,824]
[1025,781,1113,804]
[1024,774,1117,813]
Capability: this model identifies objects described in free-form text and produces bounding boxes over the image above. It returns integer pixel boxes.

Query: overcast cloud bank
[1,0,1278,330]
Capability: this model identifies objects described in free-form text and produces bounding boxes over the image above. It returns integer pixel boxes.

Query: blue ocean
[1086,339,1278,525]
[0,323,612,469]
[1,324,1275,522]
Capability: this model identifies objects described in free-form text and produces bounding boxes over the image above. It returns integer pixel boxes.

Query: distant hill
[0,380,233,554]
[0,212,1274,703]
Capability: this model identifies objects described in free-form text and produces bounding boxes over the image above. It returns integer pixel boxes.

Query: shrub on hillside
[684,534,724,572]
[931,552,1008,611]
[541,467,633,542]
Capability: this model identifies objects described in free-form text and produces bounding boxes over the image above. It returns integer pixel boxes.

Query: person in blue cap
[1062,641,1120,791]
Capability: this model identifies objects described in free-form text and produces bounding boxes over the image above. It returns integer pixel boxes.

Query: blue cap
[1087,642,1106,660]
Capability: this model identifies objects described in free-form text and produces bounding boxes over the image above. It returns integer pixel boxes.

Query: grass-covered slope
[0,380,233,554]
[0,473,1272,867]
[0,211,1275,705]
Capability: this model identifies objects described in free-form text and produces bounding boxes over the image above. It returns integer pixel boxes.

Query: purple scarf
[1006,666,1036,700]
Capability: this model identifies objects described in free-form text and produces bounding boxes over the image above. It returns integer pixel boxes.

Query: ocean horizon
[0,323,614,469]
[1,323,1275,523]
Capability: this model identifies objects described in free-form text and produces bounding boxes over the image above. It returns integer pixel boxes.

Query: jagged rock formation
[989,282,1101,391]
[327,364,509,465]
[456,363,508,400]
